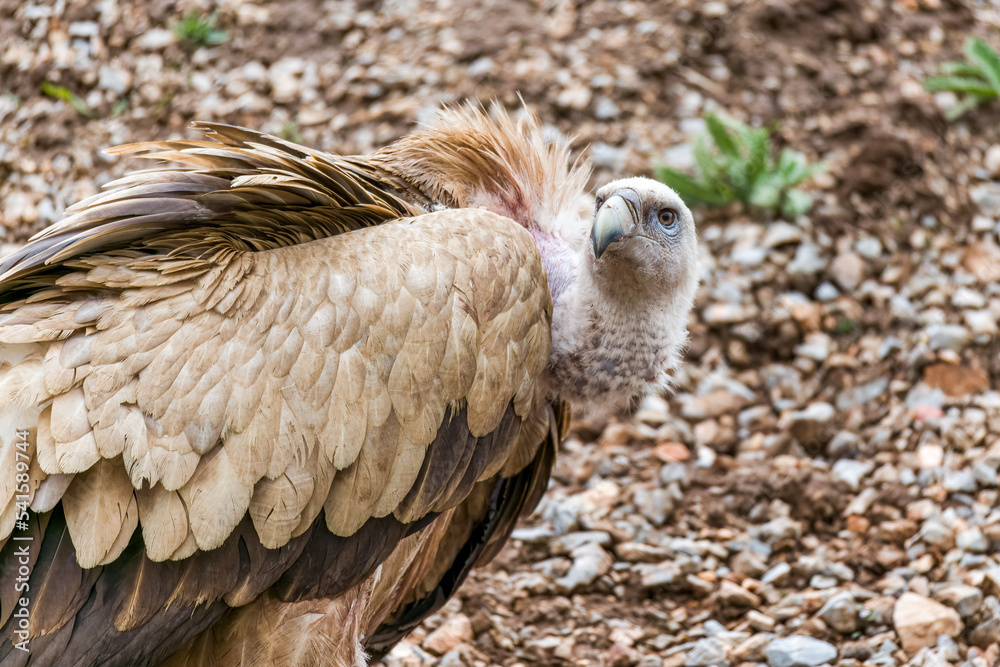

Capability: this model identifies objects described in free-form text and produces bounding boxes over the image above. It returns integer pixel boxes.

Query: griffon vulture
[0,106,699,666]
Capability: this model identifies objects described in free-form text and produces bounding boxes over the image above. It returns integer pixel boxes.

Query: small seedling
[656,112,826,218]
[40,82,93,118]
[278,121,304,144]
[172,9,228,48]
[924,36,1000,120]
[834,317,858,336]
[152,91,176,115]
[111,98,129,117]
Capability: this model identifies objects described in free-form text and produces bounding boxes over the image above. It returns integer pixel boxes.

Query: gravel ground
[3,1,1000,666]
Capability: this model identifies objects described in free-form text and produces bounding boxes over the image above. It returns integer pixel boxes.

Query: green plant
[655,112,826,218]
[924,36,1000,120]
[40,82,93,118]
[172,9,228,48]
[111,98,130,117]
[834,317,858,336]
[278,121,304,144]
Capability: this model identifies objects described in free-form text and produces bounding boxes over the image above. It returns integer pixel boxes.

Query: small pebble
[764,636,838,667]
[818,591,859,633]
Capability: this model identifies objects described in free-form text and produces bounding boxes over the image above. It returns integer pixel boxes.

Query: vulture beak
[592,191,640,260]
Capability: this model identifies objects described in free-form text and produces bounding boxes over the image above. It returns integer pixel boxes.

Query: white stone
[827,252,866,292]
[702,2,728,17]
[964,310,998,336]
[634,394,668,426]
[956,527,989,553]
[972,215,996,232]
[554,542,612,593]
[764,636,837,667]
[952,287,987,309]
[925,324,970,352]
[934,584,983,618]
[269,57,307,104]
[795,332,833,362]
[815,282,839,302]
[761,562,791,585]
[832,459,874,490]
[854,236,882,259]
[918,443,944,469]
[893,592,963,654]
[662,143,696,172]
[422,614,473,655]
[782,402,835,426]
[763,221,805,248]
[242,61,268,82]
[189,72,213,94]
[594,96,620,119]
[818,591,859,633]
[685,637,729,666]
[971,183,1000,218]
[731,246,767,266]
[788,242,827,279]
[556,83,591,110]
[68,21,99,37]
[135,28,175,50]
[702,302,759,325]
[98,65,132,95]
[985,144,1000,178]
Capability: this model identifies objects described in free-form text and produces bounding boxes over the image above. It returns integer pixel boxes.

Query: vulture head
[590,177,698,278]
[545,176,699,409]
[375,107,700,411]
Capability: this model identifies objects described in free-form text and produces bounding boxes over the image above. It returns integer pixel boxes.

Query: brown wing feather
[0,123,421,294]
[364,400,564,660]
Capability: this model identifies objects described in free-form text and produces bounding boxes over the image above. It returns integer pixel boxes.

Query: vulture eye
[658,208,678,227]
[595,197,605,211]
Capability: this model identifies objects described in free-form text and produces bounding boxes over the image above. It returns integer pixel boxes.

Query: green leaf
[776,149,808,187]
[781,189,814,217]
[654,166,731,206]
[923,75,996,96]
[704,112,740,159]
[944,93,991,120]
[723,158,751,200]
[742,126,772,182]
[940,61,986,78]
[40,82,93,118]
[692,136,724,182]
[717,112,749,135]
[964,37,1000,92]
[778,151,827,189]
[748,173,782,209]
[110,98,129,117]
[804,160,829,179]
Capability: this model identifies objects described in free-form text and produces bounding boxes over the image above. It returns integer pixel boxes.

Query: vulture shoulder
[0,123,561,666]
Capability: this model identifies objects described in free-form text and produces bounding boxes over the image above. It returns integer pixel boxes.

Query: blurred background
[2,1,1000,666]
